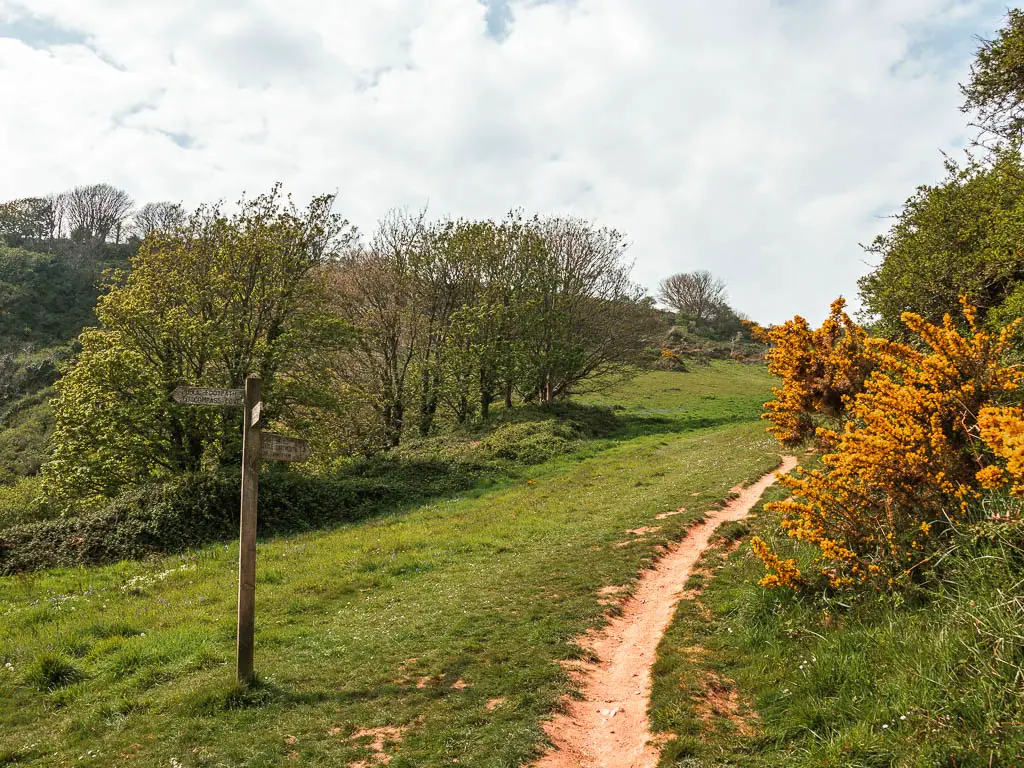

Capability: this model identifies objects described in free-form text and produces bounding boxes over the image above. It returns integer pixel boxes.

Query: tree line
[40,187,665,506]
[0,183,180,247]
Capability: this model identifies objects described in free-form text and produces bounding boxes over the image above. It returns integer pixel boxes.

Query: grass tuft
[23,652,86,691]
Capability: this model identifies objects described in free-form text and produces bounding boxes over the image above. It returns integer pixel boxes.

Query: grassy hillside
[0,364,779,767]
[649,473,1024,767]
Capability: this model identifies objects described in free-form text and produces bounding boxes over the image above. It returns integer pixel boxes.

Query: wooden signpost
[172,374,309,683]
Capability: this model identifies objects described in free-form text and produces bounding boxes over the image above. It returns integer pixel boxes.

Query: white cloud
[0,0,1010,323]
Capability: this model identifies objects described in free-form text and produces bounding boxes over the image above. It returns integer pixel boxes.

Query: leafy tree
[44,186,354,506]
[434,214,541,421]
[331,211,658,444]
[0,197,61,246]
[858,147,1024,337]
[329,209,428,447]
[523,216,659,402]
[961,9,1024,142]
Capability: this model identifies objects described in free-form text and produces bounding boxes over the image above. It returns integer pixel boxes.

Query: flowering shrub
[977,406,1024,493]
[755,304,1022,591]
[759,298,872,447]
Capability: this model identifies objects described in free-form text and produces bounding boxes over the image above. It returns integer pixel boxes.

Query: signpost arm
[236,374,261,683]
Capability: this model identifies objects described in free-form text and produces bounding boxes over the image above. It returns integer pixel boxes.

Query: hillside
[0,365,778,766]
[0,241,133,502]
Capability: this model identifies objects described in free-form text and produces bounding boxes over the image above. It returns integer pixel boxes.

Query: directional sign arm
[260,433,311,463]
[172,386,245,407]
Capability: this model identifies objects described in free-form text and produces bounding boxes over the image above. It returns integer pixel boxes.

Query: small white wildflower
[882,724,888,729]
[900,715,906,721]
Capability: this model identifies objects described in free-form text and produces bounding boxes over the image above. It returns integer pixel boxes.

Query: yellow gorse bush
[977,405,1024,494]
[754,301,1023,591]
[759,298,872,447]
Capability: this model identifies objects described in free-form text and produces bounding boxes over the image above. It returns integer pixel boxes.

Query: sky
[0,0,1013,324]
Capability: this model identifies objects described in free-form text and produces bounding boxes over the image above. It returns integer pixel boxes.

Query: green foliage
[44,186,355,507]
[0,477,49,529]
[859,147,1024,338]
[2,465,439,574]
[0,348,68,412]
[477,421,579,465]
[334,211,661,448]
[961,9,1024,141]
[0,399,52,485]
[0,245,125,347]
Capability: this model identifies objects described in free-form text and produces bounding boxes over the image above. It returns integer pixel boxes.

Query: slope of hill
[0,364,779,767]
[0,242,133,497]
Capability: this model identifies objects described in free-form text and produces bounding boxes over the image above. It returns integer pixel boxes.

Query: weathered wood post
[236,374,262,682]
[172,376,309,684]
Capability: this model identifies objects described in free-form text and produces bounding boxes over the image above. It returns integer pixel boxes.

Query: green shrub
[478,420,579,464]
[0,447,524,574]
[0,405,615,573]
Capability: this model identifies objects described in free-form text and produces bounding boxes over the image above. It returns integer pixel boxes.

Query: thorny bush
[753,301,1023,591]
[754,298,872,447]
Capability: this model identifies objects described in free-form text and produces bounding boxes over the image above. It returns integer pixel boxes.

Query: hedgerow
[0,406,614,573]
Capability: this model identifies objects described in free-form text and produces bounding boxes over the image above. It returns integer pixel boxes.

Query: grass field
[0,363,780,767]
[649,475,1024,767]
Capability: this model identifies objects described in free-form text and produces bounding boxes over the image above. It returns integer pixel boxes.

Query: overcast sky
[0,1,1011,324]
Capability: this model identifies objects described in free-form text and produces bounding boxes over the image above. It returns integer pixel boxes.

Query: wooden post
[236,374,261,683]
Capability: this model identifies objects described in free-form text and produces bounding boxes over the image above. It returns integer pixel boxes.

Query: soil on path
[534,455,798,768]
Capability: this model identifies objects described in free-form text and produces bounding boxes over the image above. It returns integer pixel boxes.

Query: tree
[858,147,1024,337]
[329,211,658,443]
[961,9,1024,142]
[329,209,428,447]
[434,214,539,421]
[60,183,134,243]
[44,185,354,506]
[523,217,660,402]
[132,201,184,239]
[0,196,61,245]
[658,270,728,326]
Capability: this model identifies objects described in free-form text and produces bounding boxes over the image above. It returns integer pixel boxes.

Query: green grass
[0,364,781,766]
[580,364,775,439]
[650,477,1024,768]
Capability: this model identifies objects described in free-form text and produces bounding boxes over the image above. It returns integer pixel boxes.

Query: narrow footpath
[534,455,799,768]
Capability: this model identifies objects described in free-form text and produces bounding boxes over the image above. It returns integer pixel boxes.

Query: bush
[754,304,1023,591]
[759,298,871,447]
[0,401,619,573]
[0,468,403,574]
[0,476,52,529]
[478,420,579,464]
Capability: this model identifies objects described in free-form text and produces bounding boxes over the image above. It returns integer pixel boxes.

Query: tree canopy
[858,147,1024,337]
[44,186,355,505]
[962,9,1024,142]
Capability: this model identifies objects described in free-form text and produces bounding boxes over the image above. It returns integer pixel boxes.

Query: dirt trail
[534,456,798,768]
